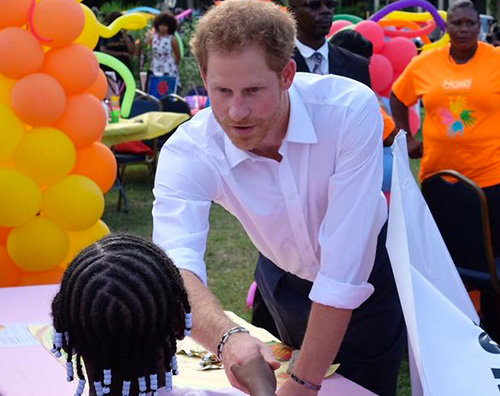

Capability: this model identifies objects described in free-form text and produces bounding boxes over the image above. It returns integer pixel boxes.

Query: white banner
[386,133,500,396]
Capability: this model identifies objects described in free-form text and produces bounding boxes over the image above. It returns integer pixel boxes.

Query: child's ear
[174,303,186,340]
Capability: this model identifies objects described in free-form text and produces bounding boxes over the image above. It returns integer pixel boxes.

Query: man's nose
[228,97,250,122]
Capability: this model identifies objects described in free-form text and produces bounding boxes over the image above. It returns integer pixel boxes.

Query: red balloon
[381,37,417,73]
[354,21,386,53]
[327,20,352,39]
[369,54,393,94]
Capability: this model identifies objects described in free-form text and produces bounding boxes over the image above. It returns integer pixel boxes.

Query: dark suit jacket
[293,42,371,88]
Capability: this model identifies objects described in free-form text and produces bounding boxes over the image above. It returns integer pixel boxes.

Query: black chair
[114,90,163,212]
[421,170,500,325]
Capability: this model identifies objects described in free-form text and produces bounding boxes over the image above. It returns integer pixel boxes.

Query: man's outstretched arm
[181,270,280,393]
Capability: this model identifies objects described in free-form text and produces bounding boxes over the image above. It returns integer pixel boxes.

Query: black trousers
[253,224,405,396]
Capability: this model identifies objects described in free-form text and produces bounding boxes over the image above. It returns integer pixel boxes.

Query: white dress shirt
[153,72,386,309]
[295,39,329,75]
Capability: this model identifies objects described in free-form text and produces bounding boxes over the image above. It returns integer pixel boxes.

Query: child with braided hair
[51,233,276,396]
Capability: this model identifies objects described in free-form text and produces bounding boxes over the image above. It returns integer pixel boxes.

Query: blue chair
[114,90,163,212]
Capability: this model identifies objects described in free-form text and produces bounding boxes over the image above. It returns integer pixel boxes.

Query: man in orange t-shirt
[391,41,500,188]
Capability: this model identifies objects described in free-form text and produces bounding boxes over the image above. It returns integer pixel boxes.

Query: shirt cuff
[164,247,208,286]
[309,272,375,309]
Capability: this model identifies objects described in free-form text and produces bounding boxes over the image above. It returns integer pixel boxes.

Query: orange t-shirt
[380,107,396,141]
[392,42,500,187]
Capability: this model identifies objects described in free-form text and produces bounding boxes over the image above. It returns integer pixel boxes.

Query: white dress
[151,33,179,77]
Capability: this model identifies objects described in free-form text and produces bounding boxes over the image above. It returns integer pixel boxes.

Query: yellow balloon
[61,219,110,268]
[98,14,148,38]
[14,127,76,186]
[0,169,41,227]
[384,10,447,22]
[7,216,69,272]
[0,103,25,162]
[422,33,450,51]
[74,4,100,49]
[0,74,15,106]
[42,175,104,231]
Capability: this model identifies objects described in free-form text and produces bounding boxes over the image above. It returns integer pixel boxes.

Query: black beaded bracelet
[290,373,322,391]
[216,326,250,362]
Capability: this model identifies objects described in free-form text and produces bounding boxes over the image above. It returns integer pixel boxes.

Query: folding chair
[421,170,500,333]
[113,90,163,212]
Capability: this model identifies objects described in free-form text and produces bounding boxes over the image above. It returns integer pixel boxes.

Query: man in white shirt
[153,1,404,395]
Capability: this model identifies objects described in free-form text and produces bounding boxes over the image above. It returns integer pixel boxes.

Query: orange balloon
[32,0,85,48]
[11,73,66,126]
[72,142,117,193]
[0,0,31,29]
[43,44,99,95]
[18,266,64,286]
[85,69,108,101]
[0,28,45,79]
[0,227,11,244]
[54,93,106,148]
[0,245,22,287]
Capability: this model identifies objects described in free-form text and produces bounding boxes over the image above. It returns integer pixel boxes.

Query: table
[102,111,190,147]
[0,285,377,396]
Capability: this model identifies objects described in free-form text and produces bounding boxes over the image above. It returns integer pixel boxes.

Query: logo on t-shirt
[438,95,476,137]
[442,79,473,90]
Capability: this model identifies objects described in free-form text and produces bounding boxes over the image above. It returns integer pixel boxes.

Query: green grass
[104,164,413,395]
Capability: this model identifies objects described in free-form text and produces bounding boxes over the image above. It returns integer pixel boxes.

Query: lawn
[103,163,416,395]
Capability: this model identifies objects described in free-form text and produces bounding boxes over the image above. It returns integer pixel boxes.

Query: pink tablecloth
[0,285,376,396]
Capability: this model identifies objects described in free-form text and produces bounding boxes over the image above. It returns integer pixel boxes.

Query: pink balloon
[409,107,420,136]
[381,37,417,73]
[327,20,352,39]
[369,54,393,94]
[354,20,385,53]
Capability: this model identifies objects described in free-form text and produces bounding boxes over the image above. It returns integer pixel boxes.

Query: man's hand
[231,355,277,396]
[222,332,280,393]
[276,378,318,396]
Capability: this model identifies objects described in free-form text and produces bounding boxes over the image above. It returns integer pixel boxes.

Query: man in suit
[288,0,371,86]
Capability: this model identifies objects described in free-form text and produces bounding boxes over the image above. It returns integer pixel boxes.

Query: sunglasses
[297,0,337,10]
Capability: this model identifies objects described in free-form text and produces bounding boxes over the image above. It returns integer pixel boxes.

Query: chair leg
[116,165,130,213]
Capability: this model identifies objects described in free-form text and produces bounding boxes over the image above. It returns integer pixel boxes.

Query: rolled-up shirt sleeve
[152,137,220,285]
[309,90,387,309]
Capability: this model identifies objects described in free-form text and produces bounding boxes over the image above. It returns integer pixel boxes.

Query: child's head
[153,12,178,36]
[330,29,374,60]
[51,233,191,396]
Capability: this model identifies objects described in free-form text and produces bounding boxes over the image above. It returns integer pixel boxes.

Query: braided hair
[51,233,191,395]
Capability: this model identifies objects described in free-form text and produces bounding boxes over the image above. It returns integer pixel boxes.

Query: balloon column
[0,0,117,287]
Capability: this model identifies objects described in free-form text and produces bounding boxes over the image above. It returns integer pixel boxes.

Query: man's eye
[218,88,230,94]
[248,87,260,93]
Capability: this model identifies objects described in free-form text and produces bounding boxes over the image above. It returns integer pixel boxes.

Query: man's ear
[281,59,296,90]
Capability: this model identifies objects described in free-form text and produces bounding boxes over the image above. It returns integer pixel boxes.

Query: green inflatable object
[94,52,136,119]
[175,32,184,58]
[333,14,363,24]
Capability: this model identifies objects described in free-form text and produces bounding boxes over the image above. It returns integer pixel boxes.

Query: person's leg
[251,285,280,340]
[254,252,312,348]
[255,224,405,396]
[335,224,406,396]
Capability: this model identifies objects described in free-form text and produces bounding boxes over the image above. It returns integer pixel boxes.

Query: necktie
[310,52,323,75]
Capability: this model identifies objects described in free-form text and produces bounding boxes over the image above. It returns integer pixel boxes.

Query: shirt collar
[222,82,318,169]
[295,39,329,61]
